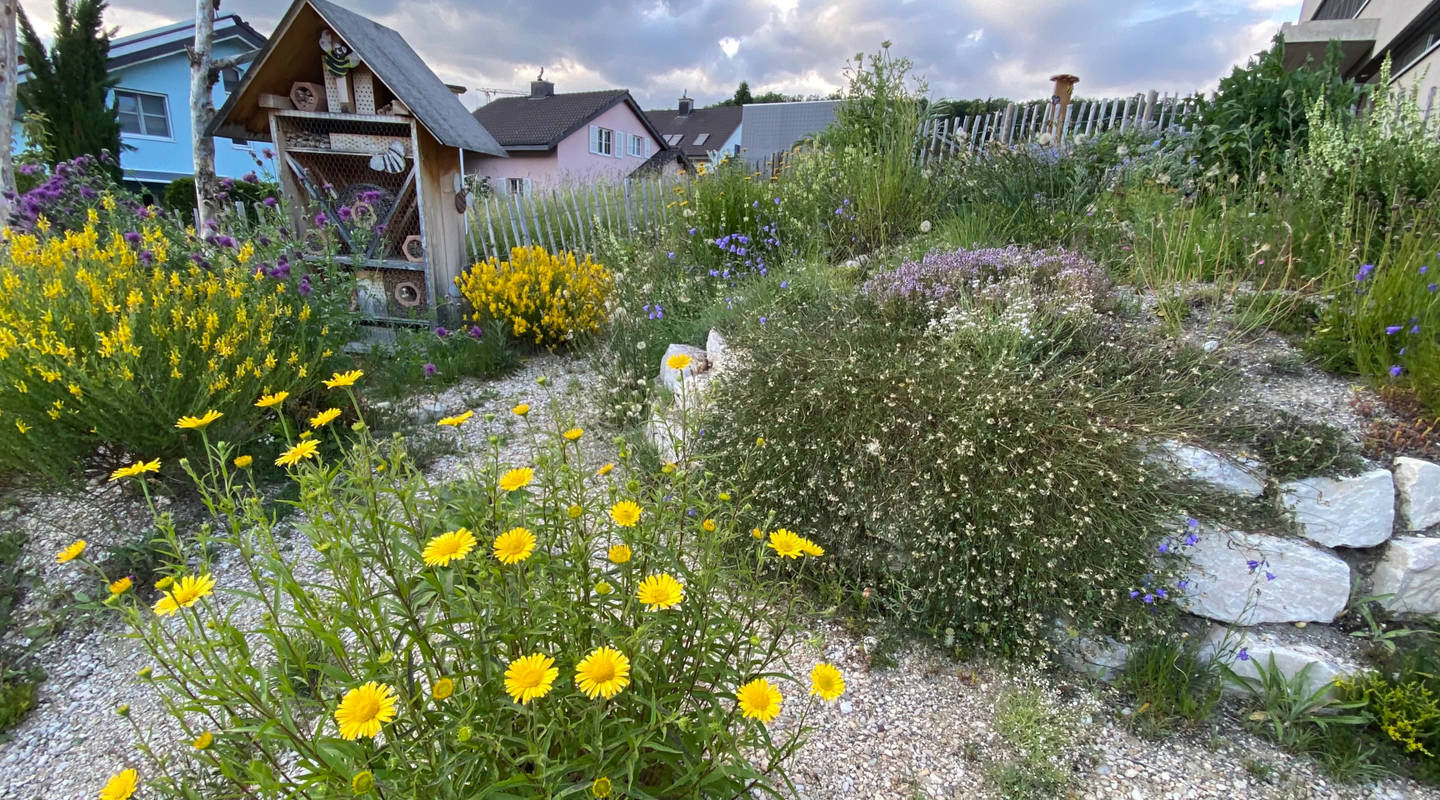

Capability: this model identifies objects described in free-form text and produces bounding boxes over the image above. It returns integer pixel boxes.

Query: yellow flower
[661,462,677,474]
[591,777,613,798]
[108,577,132,596]
[737,677,783,723]
[718,492,731,501]
[493,527,536,565]
[636,573,684,610]
[351,771,375,794]
[799,537,825,557]
[233,455,253,469]
[595,581,613,595]
[437,410,474,427]
[309,408,341,428]
[610,500,641,527]
[752,527,765,540]
[809,663,845,701]
[563,427,583,440]
[154,575,174,591]
[57,539,86,563]
[324,369,364,389]
[191,730,213,750]
[431,677,454,700]
[275,438,320,467]
[701,518,717,532]
[153,574,216,616]
[567,504,584,519]
[14,419,28,435]
[666,353,692,370]
[756,437,766,447]
[255,391,289,409]
[498,467,535,492]
[607,544,632,564]
[99,768,138,800]
[768,529,805,559]
[176,409,223,430]
[422,528,477,567]
[504,653,558,704]
[575,646,631,700]
[512,403,530,416]
[109,458,160,481]
[334,681,397,740]
[597,462,614,476]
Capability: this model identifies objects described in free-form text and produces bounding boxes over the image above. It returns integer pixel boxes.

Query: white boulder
[1279,469,1395,548]
[1179,526,1350,625]
[1203,627,1358,698]
[1371,536,1440,617]
[1395,457,1440,531]
[1150,441,1265,498]
[705,328,732,376]
[659,344,709,397]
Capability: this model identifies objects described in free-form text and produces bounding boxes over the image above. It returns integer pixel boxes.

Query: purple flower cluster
[7,154,115,232]
[862,245,1108,314]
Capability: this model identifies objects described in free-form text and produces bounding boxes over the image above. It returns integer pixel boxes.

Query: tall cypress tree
[18,0,120,171]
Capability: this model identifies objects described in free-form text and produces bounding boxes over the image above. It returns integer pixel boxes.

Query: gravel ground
[0,349,1435,800]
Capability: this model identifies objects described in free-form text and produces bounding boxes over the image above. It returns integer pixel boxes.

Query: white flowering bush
[75,375,846,799]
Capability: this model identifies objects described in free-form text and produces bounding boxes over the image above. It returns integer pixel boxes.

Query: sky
[22,0,1305,111]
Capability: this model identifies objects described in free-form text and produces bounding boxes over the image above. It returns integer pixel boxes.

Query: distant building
[470,80,675,192]
[1282,0,1440,101]
[20,15,269,192]
[645,95,742,165]
[739,99,842,164]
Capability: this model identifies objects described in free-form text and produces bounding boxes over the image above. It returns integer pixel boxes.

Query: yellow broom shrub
[456,245,611,347]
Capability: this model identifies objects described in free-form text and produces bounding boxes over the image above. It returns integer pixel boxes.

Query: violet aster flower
[1391,365,1404,377]
[123,231,141,244]
[263,196,278,208]
[314,212,328,226]
[468,325,484,338]
[423,362,437,377]
[434,326,449,338]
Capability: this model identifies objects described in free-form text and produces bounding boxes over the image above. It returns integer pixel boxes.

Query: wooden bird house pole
[0,0,16,222]
[189,0,258,229]
[1049,73,1079,144]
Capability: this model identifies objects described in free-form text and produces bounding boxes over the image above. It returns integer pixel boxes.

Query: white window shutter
[645,138,651,157]
[524,178,533,195]
[589,125,598,154]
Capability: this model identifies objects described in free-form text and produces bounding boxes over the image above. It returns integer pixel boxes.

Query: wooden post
[0,0,15,221]
[1047,74,1079,142]
[189,0,258,230]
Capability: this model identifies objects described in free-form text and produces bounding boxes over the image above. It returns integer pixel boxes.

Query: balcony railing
[1313,0,1369,20]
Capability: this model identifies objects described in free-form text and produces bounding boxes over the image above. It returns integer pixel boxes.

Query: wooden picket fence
[466,90,1202,261]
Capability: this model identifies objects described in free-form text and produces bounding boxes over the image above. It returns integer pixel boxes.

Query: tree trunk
[0,0,18,223]
[190,0,217,230]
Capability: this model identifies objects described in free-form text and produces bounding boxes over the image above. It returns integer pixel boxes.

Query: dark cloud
[31,0,1298,108]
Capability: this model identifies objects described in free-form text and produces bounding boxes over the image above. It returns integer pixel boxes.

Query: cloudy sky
[23,0,1303,110]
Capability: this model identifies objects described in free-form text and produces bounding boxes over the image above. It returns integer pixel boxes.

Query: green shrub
[87,379,835,797]
[1120,635,1222,734]
[702,249,1233,655]
[989,687,1080,798]
[359,321,519,401]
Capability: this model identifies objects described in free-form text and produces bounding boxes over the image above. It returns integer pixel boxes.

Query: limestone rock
[659,344,709,397]
[706,328,731,375]
[1150,441,1265,498]
[1371,537,1440,617]
[1058,628,1131,681]
[1203,627,1358,698]
[1278,469,1395,548]
[1395,457,1440,532]
[1178,526,1350,625]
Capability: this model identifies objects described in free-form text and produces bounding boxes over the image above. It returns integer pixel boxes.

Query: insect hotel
[207,0,506,324]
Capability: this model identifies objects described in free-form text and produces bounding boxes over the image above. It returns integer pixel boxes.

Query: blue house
[19,14,268,193]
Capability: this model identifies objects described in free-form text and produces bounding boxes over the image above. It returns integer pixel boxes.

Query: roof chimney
[531,68,554,98]
[678,92,693,115]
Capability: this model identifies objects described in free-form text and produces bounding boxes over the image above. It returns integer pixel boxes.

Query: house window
[628,133,647,157]
[590,125,615,156]
[222,67,241,92]
[506,177,530,195]
[693,133,709,146]
[115,89,171,138]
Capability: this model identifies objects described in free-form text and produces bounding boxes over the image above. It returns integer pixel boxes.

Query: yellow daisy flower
[255,391,289,409]
[351,771,375,794]
[752,527,765,540]
[493,527,536,565]
[498,467,534,492]
[233,455,253,469]
[607,544,632,564]
[309,408,341,428]
[701,518,717,532]
[504,653,558,704]
[563,427,583,440]
[666,353,693,370]
[109,458,160,481]
[512,403,531,416]
[333,681,397,740]
[275,438,320,467]
[431,677,454,700]
[153,574,216,616]
[154,575,174,591]
[799,537,825,557]
[99,768,138,800]
[324,369,364,389]
[597,462,615,476]
[108,577,132,596]
[575,646,631,700]
[57,539,86,563]
[191,731,214,750]
[591,777,613,798]
[595,581,614,595]
[567,504,584,519]
[809,663,846,701]
[767,529,805,559]
[175,409,223,430]
[437,410,474,427]
[737,677,783,723]
[422,528,477,567]
[636,573,684,611]
[609,500,641,527]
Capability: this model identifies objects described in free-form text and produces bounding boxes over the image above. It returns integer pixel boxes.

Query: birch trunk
[189,0,217,229]
[0,0,17,223]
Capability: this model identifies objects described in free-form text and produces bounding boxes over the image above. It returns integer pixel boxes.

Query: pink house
[470,80,687,193]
